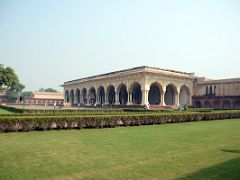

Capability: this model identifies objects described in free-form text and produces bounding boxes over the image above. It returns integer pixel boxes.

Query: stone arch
[117,83,128,105]
[195,101,201,108]
[203,101,211,108]
[107,85,115,105]
[148,82,162,105]
[223,101,231,109]
[82,88,87,105]
[97,86,105,106]
[89,87,96,106]
[209,86,213,95]
[206,86,208,95]
[179,85,190,106]
[70,89,74,104]
[213,100,221,109]
[65,90,69,103]
[164,84,177,105]
[130,82,142,105]
[75,89,80,104]
[233,100,240,110]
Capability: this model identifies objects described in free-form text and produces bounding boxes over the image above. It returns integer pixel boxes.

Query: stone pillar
[175,88,180,106]
[189,94,192,106]
[115,92,119,105]
[87,93,90,106]
[78,93,81,105]
[96,94,99,105]
[127,92,132,105]
[74,92,77,105]
[141,90,149,105]
[189,92,192,106]
[161,87,166,106]
[82,94,85,105]
[105,94,109,105]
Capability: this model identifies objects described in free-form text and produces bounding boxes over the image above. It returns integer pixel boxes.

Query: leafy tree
[6,83,25,100]
[44,88,57,92]
[21,91,34,98]
[39,88,45,92]
[39,88,58,92]
[0,64,19,89]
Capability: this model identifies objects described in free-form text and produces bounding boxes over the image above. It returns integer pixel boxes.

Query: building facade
[192,78,240,109]
[63,66,195,108]
[23,92,64,106]
[63,66,240,109]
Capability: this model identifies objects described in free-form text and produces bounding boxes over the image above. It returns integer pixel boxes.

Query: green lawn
[0,119,240,180]
[0,108,13,114]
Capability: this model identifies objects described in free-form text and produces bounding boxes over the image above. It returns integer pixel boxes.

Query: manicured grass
[0,119,240,179]
[0,108,13,114]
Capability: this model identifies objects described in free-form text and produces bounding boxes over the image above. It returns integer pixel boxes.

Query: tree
[44,88,57,92]
[21,91,34,98]
[6,83,25,100]
[0,64,19,89]
[39,88,45,92]
[38,88,58,92]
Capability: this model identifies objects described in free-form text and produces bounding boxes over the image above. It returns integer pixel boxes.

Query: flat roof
[199,77,240,84]
[63,66,195,85]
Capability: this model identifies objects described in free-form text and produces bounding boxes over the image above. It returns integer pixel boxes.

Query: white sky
[0,0,240,91]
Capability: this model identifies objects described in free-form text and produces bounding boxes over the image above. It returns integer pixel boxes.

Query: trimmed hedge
[0,111,240,132]
[0,105,24,113]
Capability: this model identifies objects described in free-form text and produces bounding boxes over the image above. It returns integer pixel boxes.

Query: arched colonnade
[194,99,240,110]
[64,82,191,106]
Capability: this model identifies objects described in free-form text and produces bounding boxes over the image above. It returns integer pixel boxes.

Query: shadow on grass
[221,149,240,154]
[177,157,240,180]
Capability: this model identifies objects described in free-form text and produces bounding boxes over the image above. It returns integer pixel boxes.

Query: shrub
[1,111,240,133]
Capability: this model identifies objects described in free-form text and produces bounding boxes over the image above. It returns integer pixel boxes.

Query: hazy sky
[0,0,240,91]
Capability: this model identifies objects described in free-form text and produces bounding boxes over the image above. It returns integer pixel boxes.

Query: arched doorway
[213,101,220,109]
[131,82,142,105]
[233,100,240,110]
[233,100,240,109]
[148,82,161,105]
[195,101,201,108]
[70,89,74,104]
[75,89,80,104]
[204,101,211,108]
[179,85,190,106]
[97,86,105,106]
[223,101,231,109]
[164,84,176,105]
[65,90,69,103]
[107,85,115,105]
[89,87,96,106]
[82,88,87,105]
[118,84,128,105]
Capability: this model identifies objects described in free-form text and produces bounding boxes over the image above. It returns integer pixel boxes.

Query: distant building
[23,92,64,106]
[193,77,240,109]
[62,66,240,109]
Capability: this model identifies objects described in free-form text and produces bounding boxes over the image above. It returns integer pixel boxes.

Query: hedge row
[1,111,240,133]
[0,105,24,113]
